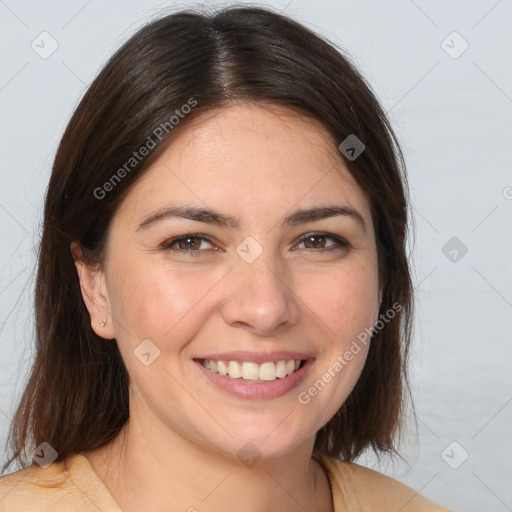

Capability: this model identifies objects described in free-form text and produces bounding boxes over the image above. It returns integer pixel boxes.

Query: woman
[0,6,448,511]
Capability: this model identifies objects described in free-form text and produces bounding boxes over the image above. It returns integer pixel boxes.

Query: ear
[70,241,116,340]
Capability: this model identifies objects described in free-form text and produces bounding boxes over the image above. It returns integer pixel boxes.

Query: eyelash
[160,232,350,255]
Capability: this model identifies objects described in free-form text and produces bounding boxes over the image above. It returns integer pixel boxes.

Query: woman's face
[82,103,381,460]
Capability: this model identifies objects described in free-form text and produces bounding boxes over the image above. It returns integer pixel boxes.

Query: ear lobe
[70,241,115,339]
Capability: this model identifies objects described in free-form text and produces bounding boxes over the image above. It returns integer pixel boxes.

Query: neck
[85,414,333,512]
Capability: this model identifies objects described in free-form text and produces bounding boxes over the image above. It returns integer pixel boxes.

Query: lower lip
[193,359,315,401]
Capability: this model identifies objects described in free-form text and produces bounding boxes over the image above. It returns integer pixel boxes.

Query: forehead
[114,102,371,227]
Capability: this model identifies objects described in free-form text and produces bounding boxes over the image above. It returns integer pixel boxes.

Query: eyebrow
[136,204,366,233]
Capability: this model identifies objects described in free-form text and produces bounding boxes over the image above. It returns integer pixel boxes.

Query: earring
[100,320,107,327]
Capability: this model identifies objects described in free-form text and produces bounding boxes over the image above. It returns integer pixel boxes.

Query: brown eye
[177,236,202,250]
[303,235,327,249]
[162,234,215,252]
[296,233,349,251]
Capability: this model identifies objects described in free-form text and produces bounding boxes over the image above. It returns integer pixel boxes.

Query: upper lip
[195,351,314,364]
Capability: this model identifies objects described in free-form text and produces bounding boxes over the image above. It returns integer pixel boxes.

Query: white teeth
[259,362,276,381]
[201,358,304,381]
[241,362,259,380]
[275,360,287,378]
[228,361,242,379]
[217,360,228,376]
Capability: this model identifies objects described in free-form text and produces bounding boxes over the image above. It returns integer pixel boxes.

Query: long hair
[4,5,413,470]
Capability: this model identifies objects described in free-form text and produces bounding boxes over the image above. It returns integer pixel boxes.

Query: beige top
[0,453,449,511]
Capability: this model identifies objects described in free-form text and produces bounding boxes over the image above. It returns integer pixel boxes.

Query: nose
[219,256,301,336]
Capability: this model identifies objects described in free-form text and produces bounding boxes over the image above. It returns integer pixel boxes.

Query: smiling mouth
[197,358,307,383]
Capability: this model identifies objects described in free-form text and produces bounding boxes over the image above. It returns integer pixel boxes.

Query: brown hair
[4,5,413,471]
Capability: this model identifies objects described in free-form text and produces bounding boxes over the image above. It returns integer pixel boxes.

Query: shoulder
[0,458,70,511]
[0,454,119,511]
[317,454,450,512]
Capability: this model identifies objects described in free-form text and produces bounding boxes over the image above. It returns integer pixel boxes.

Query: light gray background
[1,0,511,510]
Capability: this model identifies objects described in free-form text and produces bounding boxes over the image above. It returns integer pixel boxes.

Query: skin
[72,102,382,512]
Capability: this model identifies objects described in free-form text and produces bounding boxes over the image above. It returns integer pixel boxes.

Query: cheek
[297,263,380,341]
[108,262,221,351]
[293,266,378,427]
